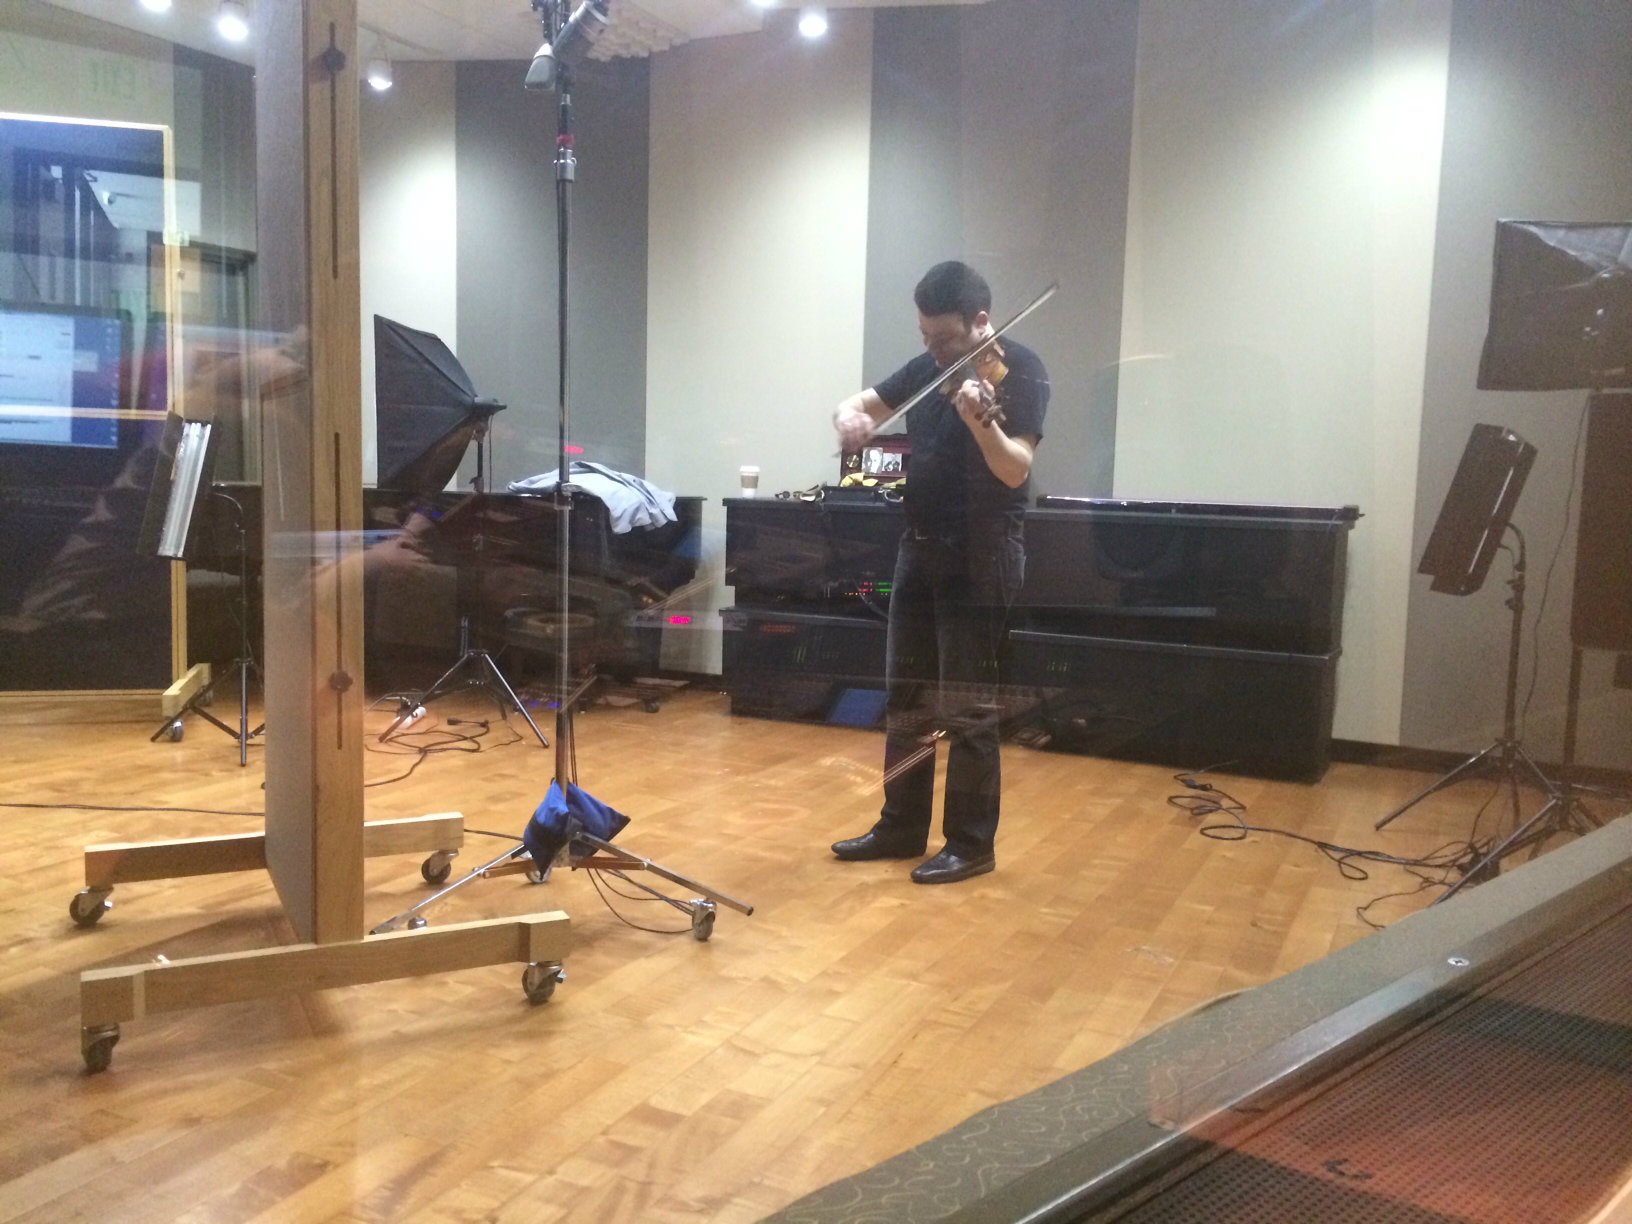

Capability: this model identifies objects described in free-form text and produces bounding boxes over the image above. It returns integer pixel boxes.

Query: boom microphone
[525,0,611,91]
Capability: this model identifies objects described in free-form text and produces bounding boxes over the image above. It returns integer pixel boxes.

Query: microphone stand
[365,2,756,945]
[552,54,578,786]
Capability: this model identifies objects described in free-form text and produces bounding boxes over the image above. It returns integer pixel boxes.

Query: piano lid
[1037,496,1361,524]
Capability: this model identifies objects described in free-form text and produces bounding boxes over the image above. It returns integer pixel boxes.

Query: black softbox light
[374,315,505,493]
[1477,220,1632,392]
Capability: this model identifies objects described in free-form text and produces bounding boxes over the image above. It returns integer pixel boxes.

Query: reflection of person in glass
[829,261,1050,884]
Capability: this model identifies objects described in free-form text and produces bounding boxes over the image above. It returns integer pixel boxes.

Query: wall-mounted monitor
[0,301,129,449]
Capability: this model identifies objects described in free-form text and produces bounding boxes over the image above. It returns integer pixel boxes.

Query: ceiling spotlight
[138,0,173,13]
[366,54,393,91]
[798,7,828,39]
[215,0,249,42]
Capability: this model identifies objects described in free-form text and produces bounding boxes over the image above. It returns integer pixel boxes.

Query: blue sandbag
[523,780,631,872]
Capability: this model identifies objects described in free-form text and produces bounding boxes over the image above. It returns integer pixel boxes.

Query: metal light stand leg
[1442,647,1611,902]
[1437,654,1608,905]
[369,842,531,934]
[1550,645,1609,837]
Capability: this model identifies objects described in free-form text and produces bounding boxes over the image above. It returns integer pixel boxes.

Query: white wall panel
[359,61,457,486]
[1117,0,1451,744]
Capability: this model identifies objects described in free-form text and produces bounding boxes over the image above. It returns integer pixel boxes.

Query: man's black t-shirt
[873,338,1049,537]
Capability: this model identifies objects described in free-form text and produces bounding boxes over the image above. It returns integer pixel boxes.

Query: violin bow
[870,281,1058,435]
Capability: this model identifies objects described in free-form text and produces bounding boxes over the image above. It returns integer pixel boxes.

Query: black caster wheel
[642,699,660,714]
[167,721,184,742]
[522,961,565,1005]
[690,900,717,942]
[70,889,112,927]
[421,850,454,885]
[82,1024,119,1073]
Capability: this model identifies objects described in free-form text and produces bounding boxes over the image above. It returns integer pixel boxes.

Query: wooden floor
[0,686,1571,1222]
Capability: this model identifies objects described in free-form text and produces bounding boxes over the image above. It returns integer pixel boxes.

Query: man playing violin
[830,260,1050,884]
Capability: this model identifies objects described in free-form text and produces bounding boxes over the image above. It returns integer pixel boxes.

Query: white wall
[1116,0,1452,744]
[358,61,458,486]
[646,11,875,673]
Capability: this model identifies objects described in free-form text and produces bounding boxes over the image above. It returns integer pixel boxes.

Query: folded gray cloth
[508,461,677,533]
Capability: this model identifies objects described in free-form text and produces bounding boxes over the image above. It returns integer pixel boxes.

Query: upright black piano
[723,495,1359,780]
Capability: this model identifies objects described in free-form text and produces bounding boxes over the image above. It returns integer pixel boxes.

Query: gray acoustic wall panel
[455,57,651,487]
[863,0,1138,500]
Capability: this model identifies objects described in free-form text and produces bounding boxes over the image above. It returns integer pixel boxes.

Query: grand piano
[723,494,1359,780]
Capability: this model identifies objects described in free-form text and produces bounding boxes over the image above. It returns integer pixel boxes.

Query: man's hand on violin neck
[955,379,998,429]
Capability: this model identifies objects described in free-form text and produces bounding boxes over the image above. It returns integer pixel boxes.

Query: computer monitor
[0,301,128,449]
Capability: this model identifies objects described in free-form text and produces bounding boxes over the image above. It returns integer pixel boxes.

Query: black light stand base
[1373,526,1607,901]
[1439,776,1604,902]
[377,646,549,748]
[1374,735,1559,833]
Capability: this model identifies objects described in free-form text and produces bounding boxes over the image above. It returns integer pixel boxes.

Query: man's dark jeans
[873,523,1024,858]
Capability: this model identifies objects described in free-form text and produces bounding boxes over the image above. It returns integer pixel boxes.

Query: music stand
[372,315,548,747]
[139,413,265,763]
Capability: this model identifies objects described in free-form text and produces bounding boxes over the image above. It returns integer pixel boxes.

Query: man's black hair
[914,261,991,326]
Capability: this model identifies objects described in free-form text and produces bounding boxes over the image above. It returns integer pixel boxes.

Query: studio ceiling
[39,0,990,65]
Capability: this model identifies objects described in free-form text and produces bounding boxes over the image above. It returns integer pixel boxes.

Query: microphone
[525,0,611,91]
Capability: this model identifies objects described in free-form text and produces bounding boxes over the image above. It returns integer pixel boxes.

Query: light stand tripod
[151,489,264,765]
[1377,525,1582,897]
[1434,643,1609,900]
[377,428,549,747]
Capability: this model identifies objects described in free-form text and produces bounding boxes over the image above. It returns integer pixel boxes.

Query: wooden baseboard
[0,690,164,724]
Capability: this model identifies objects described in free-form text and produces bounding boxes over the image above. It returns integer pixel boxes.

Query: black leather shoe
[831,831,926,861]
[909,847,996,884]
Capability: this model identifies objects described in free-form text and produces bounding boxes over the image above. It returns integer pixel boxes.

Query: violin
[860,281,1054,440]
[942,339,1009,426]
